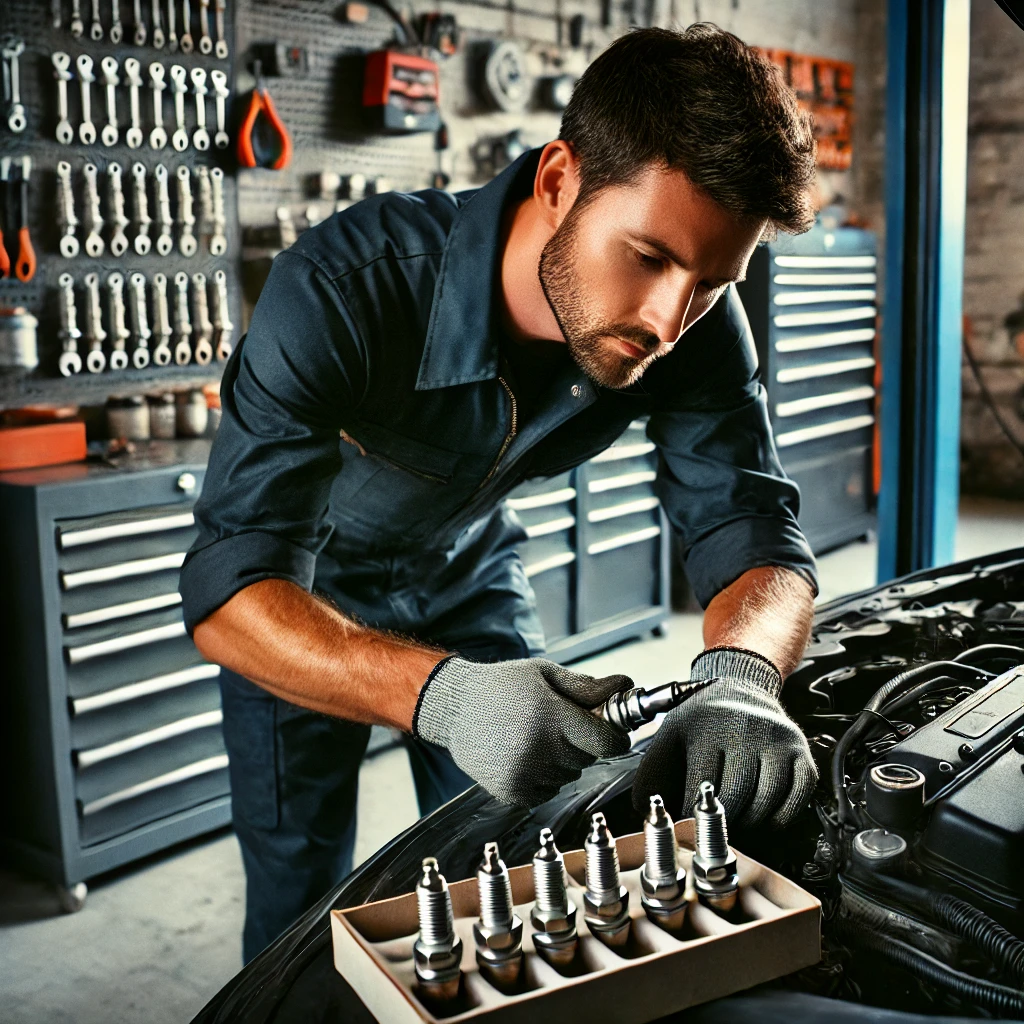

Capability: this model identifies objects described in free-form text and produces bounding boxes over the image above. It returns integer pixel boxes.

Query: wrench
[107,272,130,370]
[152,0,165,48]
[2,39,27,134]
[90,0,104,41]
[110,0,124,44]
[173,271,193,364]
[133,0,147,46]
[210,166,227,255]
[212,269,234,360]
[214,0,228,59]
[210,69,229,148]
[192,272,214,364]
[108,163,130,258]
[58,274,84,376]
[99,56,119,147]
[71,0,85,38]
[123,58,144,150]
[176,164,197,256]
[152,273,173,365]
[180,0,193,53]
[76,54,97,145]
[82,162,105,257]
[132,163,152,255]
[190,68,210,150]
[196,165,212,243]
[129,273,152,368]
[169,64,189,151]
[83,272,107,373]
[167,0,178,51]
[56,161,80,258]
[198,0,212,54]
[53,53,75,144]
[153,163,173,255]
[147,62,168,149]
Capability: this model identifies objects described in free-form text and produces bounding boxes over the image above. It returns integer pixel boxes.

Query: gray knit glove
[414,656,632,807]
[632,647,817,828]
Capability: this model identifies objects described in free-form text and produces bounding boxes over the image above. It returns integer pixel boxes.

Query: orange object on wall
[0,421,87,471]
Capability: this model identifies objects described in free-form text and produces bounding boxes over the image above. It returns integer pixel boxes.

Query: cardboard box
[332,818,821,1023]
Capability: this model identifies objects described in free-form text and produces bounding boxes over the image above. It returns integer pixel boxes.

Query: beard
[538,209,663,389]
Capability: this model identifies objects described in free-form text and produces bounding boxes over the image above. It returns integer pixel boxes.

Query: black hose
[952,644,1024,666]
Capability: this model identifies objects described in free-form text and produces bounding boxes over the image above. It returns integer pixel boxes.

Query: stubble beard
[538,210,662,390]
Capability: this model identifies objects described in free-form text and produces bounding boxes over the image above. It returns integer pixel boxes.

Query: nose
[638,271,700,348]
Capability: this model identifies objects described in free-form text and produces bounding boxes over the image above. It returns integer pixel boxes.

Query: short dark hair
[559,24,817,236]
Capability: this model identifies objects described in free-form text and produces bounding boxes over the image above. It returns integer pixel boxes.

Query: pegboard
[0,0,240,411]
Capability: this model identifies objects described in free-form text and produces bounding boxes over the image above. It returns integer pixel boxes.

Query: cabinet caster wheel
[57,882,88,913]
[652,622,669,639]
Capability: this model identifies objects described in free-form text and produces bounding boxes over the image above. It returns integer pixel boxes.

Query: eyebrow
[634,236,745,286]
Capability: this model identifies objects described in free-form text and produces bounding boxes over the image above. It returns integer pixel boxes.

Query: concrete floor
[0,496,1020,1024]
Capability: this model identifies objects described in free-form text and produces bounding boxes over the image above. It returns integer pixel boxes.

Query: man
[182,24,820,963]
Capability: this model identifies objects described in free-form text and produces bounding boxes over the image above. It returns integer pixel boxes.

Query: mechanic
[181,24,821,963]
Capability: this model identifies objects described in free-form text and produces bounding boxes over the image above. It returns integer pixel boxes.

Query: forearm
[702,565,814,678]
[192,578,445,729]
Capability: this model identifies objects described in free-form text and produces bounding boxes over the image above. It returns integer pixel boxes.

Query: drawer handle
[775,327,875,353]
[61,551,187,591]
[776,356,875,384]
[587,525,661,556]
[775,386,875,418]
[525,516,575,539]
[776,414,875,449]
[588,441,655,463]
[774,306,875,329]
[773,255,876,268]
[79,753,229,817]
[64,592,182,630]
[524,551,575,579]
[66,621,188,664]
[71,663,221,716]
[588,470,656,494]
[588,496,660,523]
[773,289,876,306]
[773,273,877,286]
[177,472,198,494]
[75,710,224,769]
[58,512,195,550]
[505,487,576,511]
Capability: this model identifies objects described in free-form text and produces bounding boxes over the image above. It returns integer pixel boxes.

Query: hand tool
[172,270,192,364]
[82,162,105,257]
[179,0,193,53]
[362,49,441,133]
[151,0,165,48]
[196,164,212,240]
[0,158,11,278]
[107,163,130,258]
[209,69,229,148]
[167,0,178,51]
[70,0,85,39]
[169,64,189,151]
[237,61,292,169]
[56,161,80,258]
[83,271,107,373]
[128,273,151,368]
[198,0,212,54]
[131,162,152,255]
[412,858,462,1007]
[191,272,213,364]
[692,781,739,913]
[640,794,687,933]
[90,0,104,41]
[599,676,719,732]
[530,829,578,969]
[133,0,147,45]
[52,52,75,145]
[14,157,36,283]
[110,0,124,43]
[276,204,296,247]
[190,67,210,150]
[58,274,84,376]
[175,164,196,256]
[147,62,168,149]
[152,272,173,364]
[214,0,228,58]
[3,38,27,134]
[0,308,38,370]
[99,56,120,147]
[153,163,173,255]
[122,58,144,149]
[583,811,630,948]
[106,272,130,370]
[209,166,226,254]
[76,54,97,145]
[211,268,233,360]
[473,842,523,991]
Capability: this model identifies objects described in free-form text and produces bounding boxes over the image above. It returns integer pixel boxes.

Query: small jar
[106,395,150,440]
[148,392,176,439]
[175,388,208,437]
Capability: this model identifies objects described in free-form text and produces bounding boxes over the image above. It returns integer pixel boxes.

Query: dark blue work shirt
[180,150,817,633]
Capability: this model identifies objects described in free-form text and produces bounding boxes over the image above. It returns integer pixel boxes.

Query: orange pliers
[237,62,293,170]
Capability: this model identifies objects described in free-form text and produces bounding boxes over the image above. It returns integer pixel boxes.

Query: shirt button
[571,384,582,398]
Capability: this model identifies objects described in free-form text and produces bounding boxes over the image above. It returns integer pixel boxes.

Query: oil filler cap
[853,828,908,865]
[865,763,926,829]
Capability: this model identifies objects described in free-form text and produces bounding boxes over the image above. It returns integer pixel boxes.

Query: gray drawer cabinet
[507,419,670,662]
[0,441,228,906]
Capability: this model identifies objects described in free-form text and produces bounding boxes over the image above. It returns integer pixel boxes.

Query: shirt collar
[416,148,541,391]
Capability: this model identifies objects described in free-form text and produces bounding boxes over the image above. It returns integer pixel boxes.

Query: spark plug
[600,677,719,732]
[583,812,630,948]
[692,781,739,913]
[413,858,462,1007]
[640,795,688,932]
[530,828,578,968]
[473,842,523,991]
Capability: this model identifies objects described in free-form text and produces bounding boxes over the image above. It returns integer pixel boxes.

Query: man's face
[538,164,766,389]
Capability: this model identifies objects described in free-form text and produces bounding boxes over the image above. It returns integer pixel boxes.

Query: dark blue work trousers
[218,508,545,963]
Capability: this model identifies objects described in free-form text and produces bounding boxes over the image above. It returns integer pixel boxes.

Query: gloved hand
[414,656,632,807]
[632,647,817,828]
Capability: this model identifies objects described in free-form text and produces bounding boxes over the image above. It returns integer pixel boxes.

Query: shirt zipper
[479,375,518,488]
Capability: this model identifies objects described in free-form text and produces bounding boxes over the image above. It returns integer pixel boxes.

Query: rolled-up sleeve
[647,287,818,608]
[180,251,366,632]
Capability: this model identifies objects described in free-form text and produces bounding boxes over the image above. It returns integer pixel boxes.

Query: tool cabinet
[0,440,228,904]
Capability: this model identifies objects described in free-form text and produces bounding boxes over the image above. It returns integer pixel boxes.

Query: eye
[633,249,663,270]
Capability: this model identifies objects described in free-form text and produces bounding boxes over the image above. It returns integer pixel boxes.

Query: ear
[533,140,580,230]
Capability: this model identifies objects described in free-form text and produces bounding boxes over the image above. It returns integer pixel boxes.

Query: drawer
[775,413,875,454]
[506,472,573,504]
[582,531,662,627]
[529,564,574,643]
[63,606,187,667]
[586,511,661,555]
[518,529,575,580]
[785,444,873,539]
